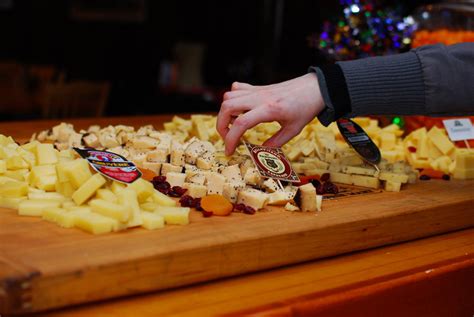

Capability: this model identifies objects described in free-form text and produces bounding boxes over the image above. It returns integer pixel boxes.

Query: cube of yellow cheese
[6,155,29,170]
[379,172,409,184]
[140,202,159,212]
[18,199,61,216]
[454,149,474,170]
[110,181,126,194]
[42,207,75,228]
[427,126,454,155]
[55,181,75,198]
[36,143,58,165]
[30,165,56,186]
[36,175,57,192]
[384,180,402,192]
[72,173,106,205]
[28,191,67,202]
[141,212,165,230]
[0,196,27,209]
[96,188,117,203]
[155,206,190,225]
[151,190,177,206]
[0,159,6,173]
[128,178,154,203]
[0,180,28,197]
[63,159,92,189]
[452,168,474,180]
[380,132,396,150]
[117,188,143,228]
[74,212,116,234]
[89,199,130,222]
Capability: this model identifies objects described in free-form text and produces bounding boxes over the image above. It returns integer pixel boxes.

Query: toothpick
[276,179,285,191]
[464,139,471,149]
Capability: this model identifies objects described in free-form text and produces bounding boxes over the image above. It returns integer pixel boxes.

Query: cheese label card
[337,118,381,166]
[74,148,142,184]
[442,118,474,142]
[244,142,300,182]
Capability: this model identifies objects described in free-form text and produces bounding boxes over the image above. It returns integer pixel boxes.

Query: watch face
[337,118,381,165]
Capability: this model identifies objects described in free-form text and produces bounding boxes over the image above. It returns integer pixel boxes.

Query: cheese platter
[0,114,473,315]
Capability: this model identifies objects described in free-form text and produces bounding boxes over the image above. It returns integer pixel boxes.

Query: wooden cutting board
[1,179,473,315]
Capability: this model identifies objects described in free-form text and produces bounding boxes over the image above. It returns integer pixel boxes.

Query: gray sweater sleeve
[312,43,474,126]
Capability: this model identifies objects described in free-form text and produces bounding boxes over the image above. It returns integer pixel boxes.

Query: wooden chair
[41,81,110,118]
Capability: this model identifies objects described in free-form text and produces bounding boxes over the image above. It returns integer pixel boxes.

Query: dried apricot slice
[201,194,233,216]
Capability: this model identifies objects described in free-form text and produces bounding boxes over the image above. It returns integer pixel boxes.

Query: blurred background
[0,0,472,121]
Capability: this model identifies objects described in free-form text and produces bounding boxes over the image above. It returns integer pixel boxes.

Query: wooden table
[1,116,473,317]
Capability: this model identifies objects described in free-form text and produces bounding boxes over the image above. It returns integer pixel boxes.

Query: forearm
[310,43,474,126]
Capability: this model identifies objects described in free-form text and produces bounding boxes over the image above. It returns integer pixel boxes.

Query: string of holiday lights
[308,0,417,61]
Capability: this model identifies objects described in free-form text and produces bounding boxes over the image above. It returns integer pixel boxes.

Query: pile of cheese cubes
[0,135,190,234]
[403,126,474,179]
[164,115,474,181]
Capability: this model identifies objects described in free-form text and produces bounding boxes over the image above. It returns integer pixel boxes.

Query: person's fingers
[222,90,253,101]
[224,106,274,155]
[231,81,255,91]
[217,100,255,139]
[262,125,301,148]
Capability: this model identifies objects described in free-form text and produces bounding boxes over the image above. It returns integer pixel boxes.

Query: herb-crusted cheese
[205,172,226,195]
[222,182,245,203]
[221,164,242,183]
[237,188,268,210]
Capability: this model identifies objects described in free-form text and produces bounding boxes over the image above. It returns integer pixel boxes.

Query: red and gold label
[245,142,300,182]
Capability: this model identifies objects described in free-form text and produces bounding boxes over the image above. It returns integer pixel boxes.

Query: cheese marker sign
[244,142,300,183]
[74,148,142,184]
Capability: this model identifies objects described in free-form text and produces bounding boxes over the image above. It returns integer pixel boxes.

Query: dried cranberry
[442,174,451,181]
[168,190,180,197]
[320,173,330,182]
[233,203,245,212]
[193,198,203,211]
[310,179,321,189]
[179,195,194,207]
[408,146,417,153]
[322,181,339,194]
[168,186,187,197]
[202,210,213,217]
[243,206,256,214]
[419,175,431,181]
[154,181,171,194]
[152,176,167,183]
[316,184,325,195]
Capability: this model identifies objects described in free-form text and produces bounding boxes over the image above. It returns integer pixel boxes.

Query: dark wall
[0,0,433,118]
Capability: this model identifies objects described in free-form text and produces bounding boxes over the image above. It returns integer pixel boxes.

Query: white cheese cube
[206,172,226,195]
[222,182,245,203]
[160,163,183,176]
[188,173,207,185]
[237,188,268,210]
[243,167,261,186]
[147,148,168,163]
[294,183,317,212]
[196,151,214,170]
[262,178,280,193]
[141,161,162,175]
[221,164,243,183]
[267,191,294,206]
[185,141,214,164]
[166,172,186,187]
[170,141,185,166]
[183,183,207,198]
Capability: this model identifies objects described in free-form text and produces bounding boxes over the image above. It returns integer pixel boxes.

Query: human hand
[217,73,325,155]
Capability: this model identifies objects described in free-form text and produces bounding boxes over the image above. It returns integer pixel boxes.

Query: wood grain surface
[37,228,474,317]
[0,117,473,315]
